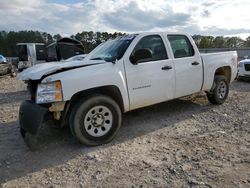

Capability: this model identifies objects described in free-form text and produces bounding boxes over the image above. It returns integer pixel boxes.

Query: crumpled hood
[18,60,106,80]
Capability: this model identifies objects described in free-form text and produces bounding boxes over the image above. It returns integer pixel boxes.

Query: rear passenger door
[167,35,203,98]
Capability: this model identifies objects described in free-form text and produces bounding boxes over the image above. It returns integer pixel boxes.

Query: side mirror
[130,48,152,64]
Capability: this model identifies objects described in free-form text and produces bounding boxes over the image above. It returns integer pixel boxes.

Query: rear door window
[167,35,195,58]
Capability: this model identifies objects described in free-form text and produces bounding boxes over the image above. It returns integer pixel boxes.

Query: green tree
[213,36,225,48]
[53,34,62,41]
[2,30,248,57]
[198,36,214,48]
[225,37,244,48]
[245,36,250,47]
[192,35,202,46]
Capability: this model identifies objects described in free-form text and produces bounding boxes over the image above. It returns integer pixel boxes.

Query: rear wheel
[69,95,122,146]
[207,75,229,105]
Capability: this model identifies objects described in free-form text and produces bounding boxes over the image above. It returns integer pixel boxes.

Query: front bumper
[238,67,250,77]
[19,100,48,135]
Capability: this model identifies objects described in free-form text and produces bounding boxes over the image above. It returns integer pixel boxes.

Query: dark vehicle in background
[46,37,85,62]
[16,38,85,71]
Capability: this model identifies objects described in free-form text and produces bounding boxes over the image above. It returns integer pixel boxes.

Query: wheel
[69,95,122,146]
[207,75,229,105]
[20,114,54,151]
[20,128,39,151]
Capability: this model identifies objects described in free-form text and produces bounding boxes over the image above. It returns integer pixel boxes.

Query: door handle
[192,61,200,65]
[162,65,172,70]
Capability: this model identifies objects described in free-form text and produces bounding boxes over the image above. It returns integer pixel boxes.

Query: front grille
[245,64,250,71]
[26,80,38,101]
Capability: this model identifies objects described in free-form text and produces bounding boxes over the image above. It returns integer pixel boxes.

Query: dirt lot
[0,76,249,187]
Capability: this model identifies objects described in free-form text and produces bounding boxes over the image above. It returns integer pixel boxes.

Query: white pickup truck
[19,32,237,149]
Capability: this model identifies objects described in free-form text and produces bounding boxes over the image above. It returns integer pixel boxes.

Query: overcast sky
[0,0,250,38]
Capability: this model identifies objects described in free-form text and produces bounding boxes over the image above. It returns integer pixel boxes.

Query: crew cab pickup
[18,32,238,149]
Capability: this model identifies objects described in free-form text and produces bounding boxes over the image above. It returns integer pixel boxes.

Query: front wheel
[69,95,122,146]
[20,128,39,151]
[207,75,229,105]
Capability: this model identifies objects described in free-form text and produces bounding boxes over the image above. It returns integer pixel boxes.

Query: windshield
[87,34,137,62]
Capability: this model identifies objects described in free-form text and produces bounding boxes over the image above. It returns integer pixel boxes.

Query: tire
[20,114,54,151]
[207,75,229,105]
[20,128,39,151]
[69,94,122,146]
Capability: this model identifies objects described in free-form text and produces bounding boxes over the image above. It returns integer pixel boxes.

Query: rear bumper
[19,100,48,135]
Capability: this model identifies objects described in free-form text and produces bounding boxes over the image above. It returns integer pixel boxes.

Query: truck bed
[201,51,238,91]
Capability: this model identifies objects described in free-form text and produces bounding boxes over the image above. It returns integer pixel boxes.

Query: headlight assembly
[36,81,63,104]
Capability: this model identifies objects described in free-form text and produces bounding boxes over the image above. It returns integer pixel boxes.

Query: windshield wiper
[106,57,117,64]
[90,57,116,64]
[90,57,104,60]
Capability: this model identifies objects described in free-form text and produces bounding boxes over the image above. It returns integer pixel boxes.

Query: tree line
[1,30,250,57]
[192,35,250,49]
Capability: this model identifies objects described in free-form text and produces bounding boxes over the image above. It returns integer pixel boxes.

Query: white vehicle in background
[238,57,250,79]
[18,32,238,150]
[17,43,46,71]
[0,54,7,63]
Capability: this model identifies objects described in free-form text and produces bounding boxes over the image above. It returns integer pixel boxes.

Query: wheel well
[69,85,124,112]
[214,66,231,82]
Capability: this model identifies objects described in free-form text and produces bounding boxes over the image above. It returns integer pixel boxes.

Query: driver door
[124,34,175,110]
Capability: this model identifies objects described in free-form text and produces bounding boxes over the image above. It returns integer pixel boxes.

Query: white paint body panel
[163,34,204,98]
[201,51,238,90]
[123,33,175,109]
[42,60,130,112]
[19,32,238,112]
[18,60,104,80]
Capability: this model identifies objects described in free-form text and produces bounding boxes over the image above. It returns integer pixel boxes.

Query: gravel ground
[0,76,249,187]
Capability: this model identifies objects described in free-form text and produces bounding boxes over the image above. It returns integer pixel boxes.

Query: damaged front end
[19,80,67,150]
[19,100,51,151]
[19,100,48,136]
[18,60,98,150]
